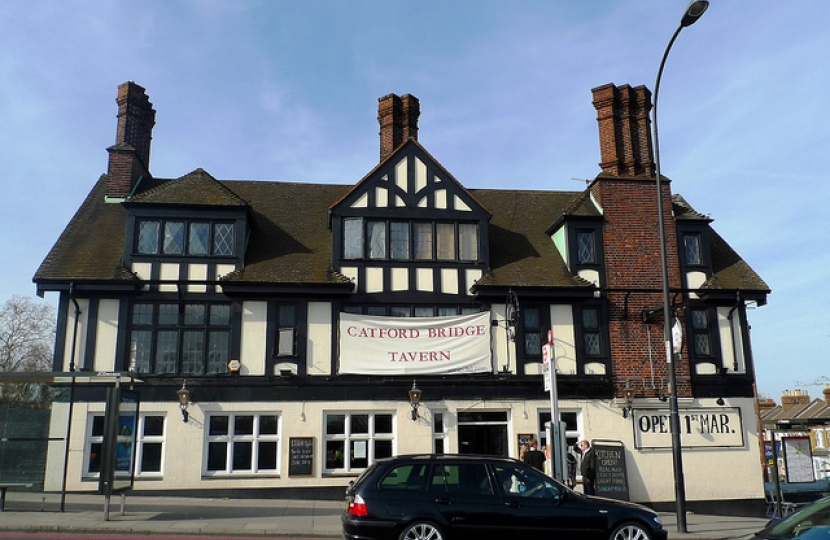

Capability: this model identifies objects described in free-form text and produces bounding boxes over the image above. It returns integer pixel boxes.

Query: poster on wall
[783,436,815,483]
[339,312,492,375]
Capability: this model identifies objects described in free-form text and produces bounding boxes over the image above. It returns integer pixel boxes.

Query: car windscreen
[764,497,830,540]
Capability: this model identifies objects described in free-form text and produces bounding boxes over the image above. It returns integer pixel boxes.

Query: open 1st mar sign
[632,407,744,449]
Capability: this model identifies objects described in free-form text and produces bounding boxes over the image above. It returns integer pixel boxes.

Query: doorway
[457,411,508,456]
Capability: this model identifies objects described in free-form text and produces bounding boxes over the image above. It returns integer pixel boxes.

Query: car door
[426,461,508,540]
[493,462,607,540]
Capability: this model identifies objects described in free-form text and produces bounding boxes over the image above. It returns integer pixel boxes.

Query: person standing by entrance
[577,438,597,495]
[522,438,546,471]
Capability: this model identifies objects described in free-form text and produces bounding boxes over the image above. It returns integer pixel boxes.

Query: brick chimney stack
[591,83,655,177]
[106,82,156,200]
[824,384,830,406]
[378,93,419,162]
[781,389,810,411]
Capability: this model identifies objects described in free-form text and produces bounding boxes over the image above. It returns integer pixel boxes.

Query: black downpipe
[60,285,81,512]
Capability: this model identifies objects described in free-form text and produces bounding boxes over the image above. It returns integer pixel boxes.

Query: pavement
[0,492,772,539]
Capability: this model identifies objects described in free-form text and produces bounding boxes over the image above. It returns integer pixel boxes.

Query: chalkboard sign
[289,437,314,477]
[592,440,629,501]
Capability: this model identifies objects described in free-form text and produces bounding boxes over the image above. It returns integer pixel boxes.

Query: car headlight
[652,514,662,527]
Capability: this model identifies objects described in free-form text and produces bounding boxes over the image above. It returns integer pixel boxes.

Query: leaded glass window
[459,223,478,261]
[523,307,542,357]
[582,307,602,357]
[128,301,232,375]
[344,218,363,259]
[163,221,185,254]
[134,219,236,257]
[213,223,234,256]
[390,222,410,259]
[577,230,596,264]
[691,308,712,356]
[188,222,210,255]
[368,221,386,259]
[414,222,433,259]
[684,233,703,266]
[436,223,455,260]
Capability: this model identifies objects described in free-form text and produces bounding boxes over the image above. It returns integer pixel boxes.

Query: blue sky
[1,1,827,401]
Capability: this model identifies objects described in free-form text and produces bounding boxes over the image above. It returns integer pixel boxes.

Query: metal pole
[651,3,709,531]
[653,22,686,536]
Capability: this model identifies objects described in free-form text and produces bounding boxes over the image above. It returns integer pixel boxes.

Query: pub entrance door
[457,411,508,456]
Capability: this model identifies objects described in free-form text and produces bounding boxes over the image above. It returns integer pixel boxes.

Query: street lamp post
[651,0,709,533]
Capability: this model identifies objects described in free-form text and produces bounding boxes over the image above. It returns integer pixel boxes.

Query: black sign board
[592,440,629,501]
[288,437,314,477]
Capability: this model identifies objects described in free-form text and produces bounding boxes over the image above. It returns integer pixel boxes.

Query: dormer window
[136,219,235,257]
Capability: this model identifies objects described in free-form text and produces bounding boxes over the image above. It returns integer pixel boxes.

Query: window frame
[128,300,233,375]
[323,411,395,474]
[84,413,167,479]
[688,305,719,361]
[573,303,610,374]
[134,218,237,258]
[203,413,282,476]
[340,219,480,262]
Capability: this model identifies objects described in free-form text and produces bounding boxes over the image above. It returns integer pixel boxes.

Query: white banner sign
[633,408,744,448]
[339,312,492,375]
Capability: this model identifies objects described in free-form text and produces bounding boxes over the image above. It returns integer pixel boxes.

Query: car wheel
[610,521,653,540]
[398,521,444,540]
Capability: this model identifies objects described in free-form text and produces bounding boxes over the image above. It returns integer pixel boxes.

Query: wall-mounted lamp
[408,381,422,421]
[622,383,635,418]
[177,381,192,423]
[716,397,726,406]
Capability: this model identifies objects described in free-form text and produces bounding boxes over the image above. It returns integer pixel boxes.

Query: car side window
[494,464,562,500]
[379,463,428,491]
[429,463,493,495]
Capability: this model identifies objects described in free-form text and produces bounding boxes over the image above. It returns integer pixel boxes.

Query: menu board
[783,436,814,483]
[289,437,314,477]
[592,440,629,501]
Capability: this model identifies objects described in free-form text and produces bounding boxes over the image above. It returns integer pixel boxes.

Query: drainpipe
[60,284,81,512]
[727,292,742,372]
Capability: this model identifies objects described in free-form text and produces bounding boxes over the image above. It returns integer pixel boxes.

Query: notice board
[592,440,629,501]
[289,437,314,477]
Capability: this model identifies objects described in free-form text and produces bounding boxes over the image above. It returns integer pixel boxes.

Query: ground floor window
[538,410,580,452]
[204,413,281,475]
[324,412,394,473]
[85,413,166,478]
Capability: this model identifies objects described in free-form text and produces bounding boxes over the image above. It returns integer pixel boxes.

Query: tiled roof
[34,175,135,285]
[130,168,250,207]
[470,189,593,290]
[760,399,830,426]
[33,172,770,296]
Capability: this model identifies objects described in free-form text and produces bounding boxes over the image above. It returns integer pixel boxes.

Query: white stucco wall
[240,301,268,376]
[307,302,332,376]
[93,299,120,372]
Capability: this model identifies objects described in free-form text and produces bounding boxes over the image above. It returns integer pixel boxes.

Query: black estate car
[342,454,667,540]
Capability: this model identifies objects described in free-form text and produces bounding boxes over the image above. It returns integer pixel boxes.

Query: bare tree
[0,295,56,401]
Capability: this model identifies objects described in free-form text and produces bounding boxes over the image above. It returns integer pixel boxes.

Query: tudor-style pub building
[34,81,769,511]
